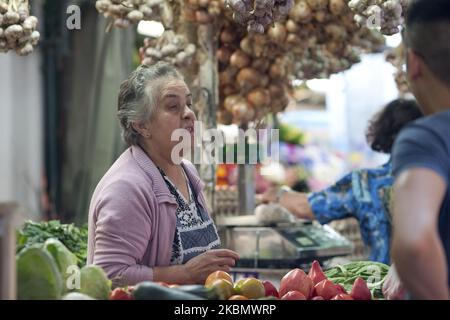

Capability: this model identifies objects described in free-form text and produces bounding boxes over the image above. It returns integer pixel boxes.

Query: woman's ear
[132,122,151,139]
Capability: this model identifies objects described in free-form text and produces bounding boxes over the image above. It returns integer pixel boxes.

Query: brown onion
[237,68,261,89]
[251,58,271,72]
[268,23,287,44]
[216,47,232,64]
[240,37,253,56]
[247,88,271,108]
[220,28,235,44]
[286,19,299,33]
[289,2,312,23]
[224,94,244,112]
[329,0,345,15]
[230,50,251,69]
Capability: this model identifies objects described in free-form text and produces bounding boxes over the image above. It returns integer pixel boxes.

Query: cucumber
[132,282,205,300]
[174,285,220,300]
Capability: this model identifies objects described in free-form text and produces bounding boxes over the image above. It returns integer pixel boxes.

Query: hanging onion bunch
[386,43,409,95]
[182,0,226,24]
[139,30,196,68]
[95,0,165,28]
[348,0,410,35]
[284,0,385,79]
[225,0,294,33]
[0,0,40,56]
[217,24,292,126]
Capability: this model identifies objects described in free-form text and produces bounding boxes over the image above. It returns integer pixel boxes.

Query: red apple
[262,280,279,298]
[331,294,354,300]
[281,290,307,300]
[279,268,313,298]
[308,260,327,285]
[350,278,372,300]
[109,288,134,300]
[314,279,343,300]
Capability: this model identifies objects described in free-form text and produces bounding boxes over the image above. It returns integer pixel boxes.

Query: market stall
[1,0,412,300]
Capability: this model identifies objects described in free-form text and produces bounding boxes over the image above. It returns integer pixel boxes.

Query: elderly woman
[87,62,239,287]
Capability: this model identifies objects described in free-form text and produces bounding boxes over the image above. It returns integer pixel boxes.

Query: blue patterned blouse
[308,161,393,264]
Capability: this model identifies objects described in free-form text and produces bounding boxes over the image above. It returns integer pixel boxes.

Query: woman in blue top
[261,99,423,264]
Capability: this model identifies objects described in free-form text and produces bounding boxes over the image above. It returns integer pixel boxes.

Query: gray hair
[117,62,183,146]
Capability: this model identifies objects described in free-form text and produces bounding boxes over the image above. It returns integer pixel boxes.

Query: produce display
[17,220,88,268]
[226,0,294,33]
[16,237,111,300]
[139,30,197,68]
[95,0,167,29]
[217,23,292,125]
[324,260,390,299]
[215,0,386,125]
[108,260,388,300]
[285,0,386,79]
[182,0,227,24]
[0,0,40,56]
[15,220,390,301]
[348,0,410,35]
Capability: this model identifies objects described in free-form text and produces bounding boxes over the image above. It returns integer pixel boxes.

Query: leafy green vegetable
[17,220,88,268]
[324,261,390,299]
[44,238,79,292]
[17,247,63,300]
[77,265,111,300]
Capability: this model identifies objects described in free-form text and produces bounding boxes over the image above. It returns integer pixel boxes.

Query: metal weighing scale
[216,215,354,269]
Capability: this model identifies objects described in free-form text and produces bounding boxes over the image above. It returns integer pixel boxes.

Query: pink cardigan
[87,145,210,286]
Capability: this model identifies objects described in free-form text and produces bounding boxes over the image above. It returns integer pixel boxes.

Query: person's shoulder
[95,149,155,195]
[402,110,450,138]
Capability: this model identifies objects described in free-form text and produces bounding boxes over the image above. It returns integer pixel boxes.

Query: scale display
[218,222,354,269]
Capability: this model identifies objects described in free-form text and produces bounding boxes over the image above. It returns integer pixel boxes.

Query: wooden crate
[0,203,18,300]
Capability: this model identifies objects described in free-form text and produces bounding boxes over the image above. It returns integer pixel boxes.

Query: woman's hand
[183,249,240,284]
[258,186,279,204]
[382,264,407,300]
[258,187,315,221]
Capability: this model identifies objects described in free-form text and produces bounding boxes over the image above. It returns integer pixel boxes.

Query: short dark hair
[366,99,423,154]
[404,0,450,87]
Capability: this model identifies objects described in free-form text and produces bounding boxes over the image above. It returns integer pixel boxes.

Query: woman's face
[147,78,196,161]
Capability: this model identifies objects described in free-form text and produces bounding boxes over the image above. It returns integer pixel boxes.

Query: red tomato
[336,284,347,294]
[350,278,372,300]
[110,288,134,300]
[331,294,354,300]
[308,260,327,286]
[310,296,325,300]
[279,269,313,298]
[314,280,343,300]
[281,291,307,300]
[262,280,279,298]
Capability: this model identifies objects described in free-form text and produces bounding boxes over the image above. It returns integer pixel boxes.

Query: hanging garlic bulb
[226,0,295,33]
[139,31,197,68]
[348,0,410,35]
[0,0,40,56]
[95,0,166,28]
